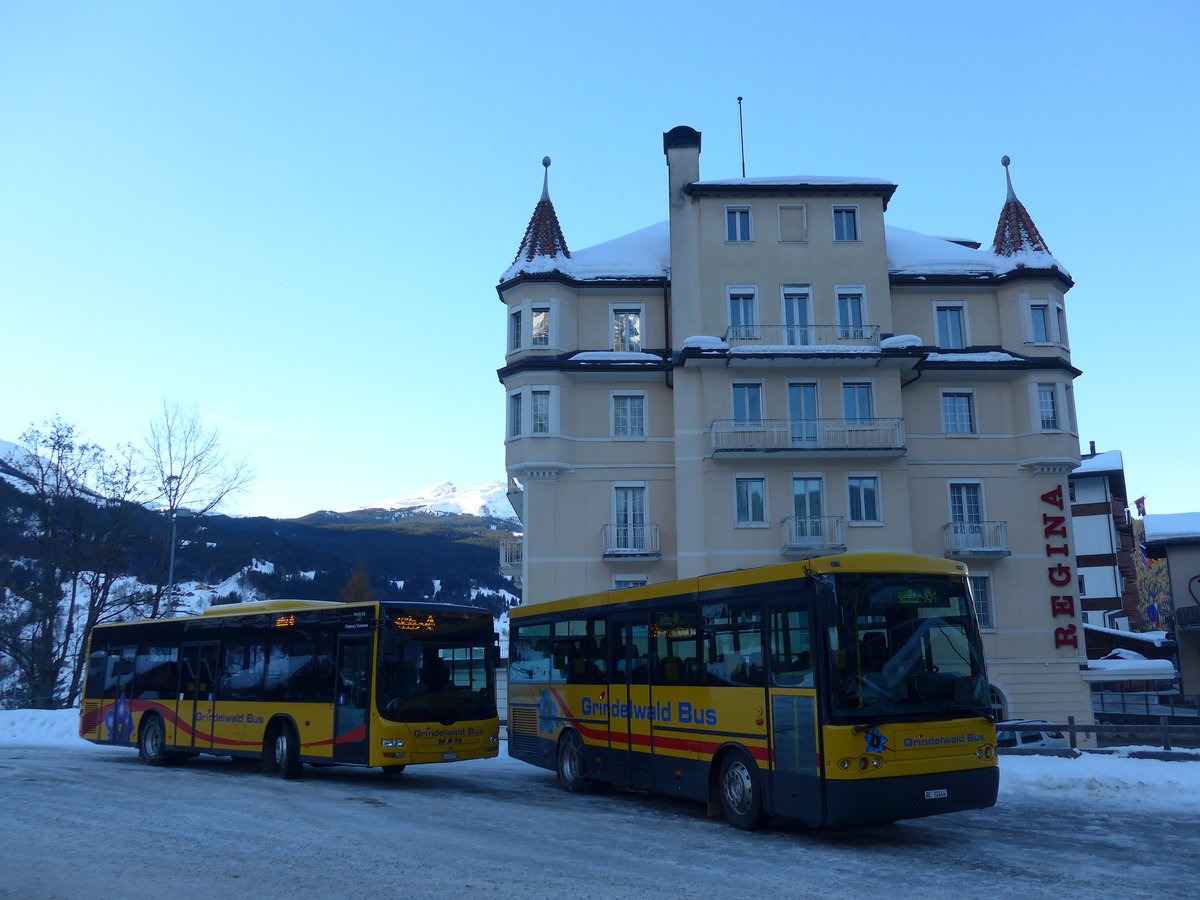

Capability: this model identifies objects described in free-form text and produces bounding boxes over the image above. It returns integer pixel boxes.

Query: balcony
[499,538,522,574]
[602,523,661,560]
[711,418,906,457]
[723,324,881,351]
[781,516,846,556]
[943,521,1011,558]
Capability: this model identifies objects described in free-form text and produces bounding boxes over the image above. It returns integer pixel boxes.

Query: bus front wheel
[556,730,591,793]
[718,749,766,830]
[138,714,171,766]
[272,722,302,780]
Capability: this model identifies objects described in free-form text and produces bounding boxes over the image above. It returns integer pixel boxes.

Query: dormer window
[833,205,860,242]
[726,206,753,242]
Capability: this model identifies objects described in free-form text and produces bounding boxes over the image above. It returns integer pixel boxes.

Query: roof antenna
[737,96,746,177]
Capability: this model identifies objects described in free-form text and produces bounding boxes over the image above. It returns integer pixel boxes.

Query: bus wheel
[273,722,302,780]
[556,730,590,793]
[718,749,765,830]
[138,715,170,766]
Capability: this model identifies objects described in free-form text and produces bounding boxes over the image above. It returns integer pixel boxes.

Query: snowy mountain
[360,481,516,522]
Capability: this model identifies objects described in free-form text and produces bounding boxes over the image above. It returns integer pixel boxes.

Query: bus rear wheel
[556,730,591,793]
[718,749,766,830]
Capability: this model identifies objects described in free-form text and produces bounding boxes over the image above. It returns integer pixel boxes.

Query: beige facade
[497,129,1093,724]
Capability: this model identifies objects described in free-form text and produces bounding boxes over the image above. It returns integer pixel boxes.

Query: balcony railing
[943,521,1011,558]
[723,324,881,350]
[711,418,905,455]
[602,523,661,559]
[499,538,523,570]
[781,516,846,555]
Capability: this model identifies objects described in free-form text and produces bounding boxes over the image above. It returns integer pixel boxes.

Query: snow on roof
[1075,450,1124,475]
[926,351,1024,363]
[501,221,669,283]
[503,219,1066,285]
[886,225,1068,278]
[1084,623,1172,646]
[693,175,895,187]
[1144,511,1200,543]
[569,351,663,364]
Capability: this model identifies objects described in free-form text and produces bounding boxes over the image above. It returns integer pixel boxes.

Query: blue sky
[3,1,1197,519]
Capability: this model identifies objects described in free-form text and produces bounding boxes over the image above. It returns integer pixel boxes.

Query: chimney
[1089,441,1096,455]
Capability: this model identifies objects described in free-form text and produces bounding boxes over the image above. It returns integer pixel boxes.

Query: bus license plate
[925,789,948,799]
[442,752,458,761]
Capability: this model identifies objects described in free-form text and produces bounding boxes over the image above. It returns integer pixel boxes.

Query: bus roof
[509,552,967,620]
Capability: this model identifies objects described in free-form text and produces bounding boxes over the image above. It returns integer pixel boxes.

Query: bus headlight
[838,758,852,770]
[382,739,405,748]
[489,735,499,744]
[870,756,883,769]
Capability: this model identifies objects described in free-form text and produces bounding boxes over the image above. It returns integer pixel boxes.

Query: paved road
[1,743,1195,899]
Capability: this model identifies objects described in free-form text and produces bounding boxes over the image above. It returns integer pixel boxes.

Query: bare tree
[0,418,104,707]
[144,400,252,617]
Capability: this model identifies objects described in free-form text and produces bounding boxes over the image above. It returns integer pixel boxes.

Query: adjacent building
[1143,512,1200,696]
[497,128,1093,723]
[1068,446,1140,629]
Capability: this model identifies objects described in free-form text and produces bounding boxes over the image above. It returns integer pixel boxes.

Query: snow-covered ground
[3,709,1198,899]
[3,709,1197,810]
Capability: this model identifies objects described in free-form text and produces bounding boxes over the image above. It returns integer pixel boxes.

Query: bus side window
[769,605,813,687]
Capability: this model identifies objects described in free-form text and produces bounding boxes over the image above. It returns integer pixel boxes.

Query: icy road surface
[1,741,1197,900]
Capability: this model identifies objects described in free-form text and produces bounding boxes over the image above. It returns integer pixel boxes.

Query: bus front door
[100,644,137,745]
[179,643,218,751]
[608,617,654,790]
[333,635,370,764]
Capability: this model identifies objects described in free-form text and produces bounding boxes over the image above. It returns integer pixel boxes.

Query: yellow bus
[508,553,997,829]
[81,599,500,777]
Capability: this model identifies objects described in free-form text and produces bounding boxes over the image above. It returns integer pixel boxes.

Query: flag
[1135,496,1146,516]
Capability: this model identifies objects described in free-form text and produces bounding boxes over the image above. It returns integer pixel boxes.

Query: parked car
[996,719,1069,750]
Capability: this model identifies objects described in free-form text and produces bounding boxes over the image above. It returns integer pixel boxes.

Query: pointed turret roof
[510,157,571,269]
[991,155,1052,257]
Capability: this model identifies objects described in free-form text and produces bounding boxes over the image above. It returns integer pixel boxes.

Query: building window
[949,482,984,549]
[833,205,859,241]
[531,304,550,347]
[848,475,880,523]
[726,206,752,242]
[836,288,866,339]
[732,382,763,425]
[735,476,767,526]
[1056,305,1069,348]
[942,391,976,434]
[1079,572,1087,597]
[1030,304,1051,343]
[935,303,965,349]
[842,382,873,424]
[792,477,824,534]
[970,575,993,629]
[508,309,522,352]
[1038,384,1059,430]
[778,205,807,242]
[727,287,758,340]
[788,382,818,445]
[781,286,811,345]
[508,392,522,438]
[613,484,648,550]
[613,306,643,352]
[531,390,550,435]
[613,393,645,438]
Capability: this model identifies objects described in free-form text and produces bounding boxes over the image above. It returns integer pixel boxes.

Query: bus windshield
[375,612,496,726]
[825,573,989,723]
